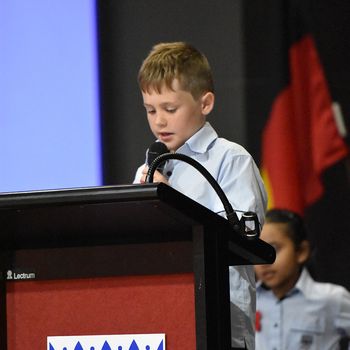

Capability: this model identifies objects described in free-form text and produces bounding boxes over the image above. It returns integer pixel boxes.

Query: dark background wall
[97,0,350,289]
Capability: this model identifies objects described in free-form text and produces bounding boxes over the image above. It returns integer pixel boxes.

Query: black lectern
[0,183,275,350]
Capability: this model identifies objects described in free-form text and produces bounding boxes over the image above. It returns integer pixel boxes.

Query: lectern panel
[7,274,196,350]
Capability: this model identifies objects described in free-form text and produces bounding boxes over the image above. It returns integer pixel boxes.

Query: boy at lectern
[134,42,267,349]
[255,209,350,350]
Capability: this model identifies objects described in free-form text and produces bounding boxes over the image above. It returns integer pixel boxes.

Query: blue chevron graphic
[48,338,164,350]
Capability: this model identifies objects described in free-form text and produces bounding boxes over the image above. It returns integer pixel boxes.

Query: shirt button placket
[270,301,280,350]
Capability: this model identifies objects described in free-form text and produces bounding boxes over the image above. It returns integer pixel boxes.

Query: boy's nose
[155,112,167,126]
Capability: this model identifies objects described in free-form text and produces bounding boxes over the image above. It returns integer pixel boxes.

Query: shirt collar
[257,268,311,300]
[293,268,313,297]
[280,268,312,300]
[176,122,217,154]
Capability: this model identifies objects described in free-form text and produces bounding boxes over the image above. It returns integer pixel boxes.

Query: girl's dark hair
[265,209,307,249]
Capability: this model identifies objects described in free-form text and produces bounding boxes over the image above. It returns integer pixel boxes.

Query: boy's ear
[297,240,310,265]
[200,92,215,115]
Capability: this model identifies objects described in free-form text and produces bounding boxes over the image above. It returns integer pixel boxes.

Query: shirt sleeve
[335,287,350,336]
[218,151,268,227]
[133,164,144,184]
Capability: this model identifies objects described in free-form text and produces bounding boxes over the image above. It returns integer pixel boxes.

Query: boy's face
[142,79,214,152]
[255,222,308,299]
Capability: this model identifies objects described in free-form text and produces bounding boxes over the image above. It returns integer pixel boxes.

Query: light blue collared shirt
[256,268,350,350]
[135,122,267,349]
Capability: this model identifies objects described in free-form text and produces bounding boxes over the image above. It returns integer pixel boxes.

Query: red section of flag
[256,310,262,332]
[262,34,348,215]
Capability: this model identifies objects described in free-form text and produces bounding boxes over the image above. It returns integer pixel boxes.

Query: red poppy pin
[256,310,262,332]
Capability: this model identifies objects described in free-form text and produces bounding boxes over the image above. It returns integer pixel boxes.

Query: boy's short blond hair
[138,42,214,100]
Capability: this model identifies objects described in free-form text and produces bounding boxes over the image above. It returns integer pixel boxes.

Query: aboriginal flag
[246,0,348,216]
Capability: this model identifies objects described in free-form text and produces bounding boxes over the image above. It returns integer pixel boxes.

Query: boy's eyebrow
[160,101,177,107]
[144,101,177,108]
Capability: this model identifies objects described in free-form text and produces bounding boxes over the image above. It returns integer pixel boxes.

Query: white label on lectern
[47,333,165,350]
[6,269,36,280]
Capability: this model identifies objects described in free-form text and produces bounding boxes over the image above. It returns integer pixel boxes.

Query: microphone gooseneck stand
[145,152,260,239]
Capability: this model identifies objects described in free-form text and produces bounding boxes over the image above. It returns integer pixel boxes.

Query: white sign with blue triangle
[47,333,165,350]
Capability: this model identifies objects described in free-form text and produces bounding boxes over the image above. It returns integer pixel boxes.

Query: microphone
[146,141,169,174]
[145,152,261,239]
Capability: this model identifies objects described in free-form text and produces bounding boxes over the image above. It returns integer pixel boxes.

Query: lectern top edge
[0,183,162,208]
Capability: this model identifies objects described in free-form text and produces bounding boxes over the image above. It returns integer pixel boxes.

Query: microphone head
[146,142,169,176]
[146,142,169,167]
